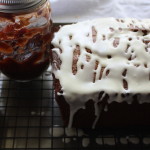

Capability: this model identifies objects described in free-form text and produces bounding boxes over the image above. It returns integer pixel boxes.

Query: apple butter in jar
[0,0,52,81]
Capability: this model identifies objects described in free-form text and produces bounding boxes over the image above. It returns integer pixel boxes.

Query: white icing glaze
[92,103,102,129]
[52,18,150,127]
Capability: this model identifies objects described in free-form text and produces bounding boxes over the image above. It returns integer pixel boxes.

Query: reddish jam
[0,1,52,81]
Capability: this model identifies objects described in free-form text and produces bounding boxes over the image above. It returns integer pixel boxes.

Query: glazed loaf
[52,18,150,128]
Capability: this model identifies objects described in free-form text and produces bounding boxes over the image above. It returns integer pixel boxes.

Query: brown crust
[52,62,150,128]
[53,76,150,128]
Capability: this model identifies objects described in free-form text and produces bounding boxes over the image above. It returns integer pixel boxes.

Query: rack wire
[0,68,150,150]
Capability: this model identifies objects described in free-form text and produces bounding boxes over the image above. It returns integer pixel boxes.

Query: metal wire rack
[0,68,150,150]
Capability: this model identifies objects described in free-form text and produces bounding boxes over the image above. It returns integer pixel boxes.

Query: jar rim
[0,0,47,13]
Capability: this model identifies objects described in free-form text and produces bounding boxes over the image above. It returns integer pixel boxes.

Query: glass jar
[0,0,52,81]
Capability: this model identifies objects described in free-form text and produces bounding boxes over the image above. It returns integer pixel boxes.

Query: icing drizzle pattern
[52,18,150,128]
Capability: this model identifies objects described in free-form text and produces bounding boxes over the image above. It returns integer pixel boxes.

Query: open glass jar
[0,0,52,81]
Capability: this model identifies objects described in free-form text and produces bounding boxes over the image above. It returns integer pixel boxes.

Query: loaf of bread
[51,18,150,128]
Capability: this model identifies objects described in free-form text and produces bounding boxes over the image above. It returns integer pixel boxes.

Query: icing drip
[52,18,150,127]
[92,103,102,129]
[48,127,150,147]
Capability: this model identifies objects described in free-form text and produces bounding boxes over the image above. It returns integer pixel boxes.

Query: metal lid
[0,0,47,13]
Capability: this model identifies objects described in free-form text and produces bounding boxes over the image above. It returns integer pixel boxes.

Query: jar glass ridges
[0,0,47,13]
[0,0,52,81]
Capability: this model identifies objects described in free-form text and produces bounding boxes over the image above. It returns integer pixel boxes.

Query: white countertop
[50,0,150,23]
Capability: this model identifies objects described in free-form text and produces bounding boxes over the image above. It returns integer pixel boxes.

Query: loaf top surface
[52,18,150,99]
[52,18,150,128]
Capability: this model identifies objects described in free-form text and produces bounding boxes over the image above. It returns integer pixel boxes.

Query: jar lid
[0,0,47,13]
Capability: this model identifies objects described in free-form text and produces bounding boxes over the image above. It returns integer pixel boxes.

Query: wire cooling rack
[0,68,150,150]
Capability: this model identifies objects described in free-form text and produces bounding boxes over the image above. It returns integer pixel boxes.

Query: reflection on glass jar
[0,0,52,81]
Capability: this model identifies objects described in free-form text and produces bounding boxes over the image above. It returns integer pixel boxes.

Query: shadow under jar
[0,0,52,81]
